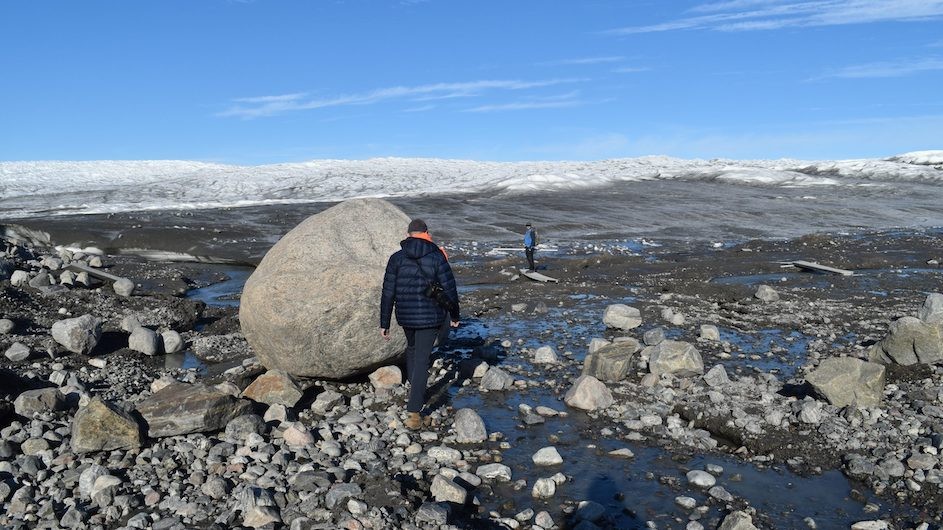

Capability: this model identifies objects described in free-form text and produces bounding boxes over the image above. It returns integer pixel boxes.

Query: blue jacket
[380,237,460,330]
[524,228,537,248]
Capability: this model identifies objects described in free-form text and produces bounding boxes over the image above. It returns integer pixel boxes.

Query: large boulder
[51,315,102,354]
[602,304,642,330]
[806,357,885,407]
[71,398,143,453]
[646,340,704,377]
[564,375,614,411]
[14,388,67,417]
[136,382,252,437]
[581,340,639,382]
[918,293,943,326]
[240,199,410,378]
[870,316,943,365]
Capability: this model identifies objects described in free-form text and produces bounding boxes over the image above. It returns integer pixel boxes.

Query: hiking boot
[405,412,422,430]
[422,415,435,428]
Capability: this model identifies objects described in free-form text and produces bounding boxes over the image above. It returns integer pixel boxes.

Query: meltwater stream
[178,265,913,528]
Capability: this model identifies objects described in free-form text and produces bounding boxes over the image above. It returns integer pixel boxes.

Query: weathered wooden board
[519,269,559,283]
[790,260,855,276]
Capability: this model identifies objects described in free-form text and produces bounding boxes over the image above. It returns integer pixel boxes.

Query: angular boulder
[51,315,102,354]
[14,387,67,417]
[646,340,704,377]
[239,199,410,378]
[241,370,304,407]
[368,365,403,389]
[581,340,639,382]
[602,304,642,330]
[870,316,943,365]
[71,398,143,453]
[564,375,614,411]
[806,357,885,407]
[479,366,514,391]
[453,408,487,443]
[918,292,943,326]
[136,382,252,437]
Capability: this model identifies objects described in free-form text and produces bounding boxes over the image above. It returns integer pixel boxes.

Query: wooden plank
[519,269,559,283]
[490,246,559,252]
[65,262,125,283]
[790,260,855,276]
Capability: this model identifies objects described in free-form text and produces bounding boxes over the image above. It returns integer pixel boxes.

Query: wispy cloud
[611,66,651,74]
[816,57,943,79]
[402,104,437,113]
[606,0,943,34]
[541,56,625,66]
[219,79,584,118]
[464,91,588,113]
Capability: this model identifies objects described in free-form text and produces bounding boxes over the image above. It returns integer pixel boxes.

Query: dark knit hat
[408,219,428,233]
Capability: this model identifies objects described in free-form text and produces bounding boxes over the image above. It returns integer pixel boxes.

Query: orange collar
[410,233,448,261]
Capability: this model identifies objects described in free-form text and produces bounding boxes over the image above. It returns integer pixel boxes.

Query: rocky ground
[1,226,942,529]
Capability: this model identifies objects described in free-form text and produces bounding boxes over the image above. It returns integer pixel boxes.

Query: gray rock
[871,316,943,365]
[533,345,559,364]
[325,483,362,508]
[416,502,449,525]
[582,340,638,382]
[242,370,304,407]
[453,408,487,443]
[719,511,758,530]
[431,474,469,504]
[368,365,402,388]
[10,270,30,287]
[59,270,76,286]
[806,357,885,407]
[647,340,704,377]
[699,324,720,341]
[603,304,642,330]
[4,342,30,362]
[311,389,343,414]
[588,338,611,354]
[532,446,563,466]
[113,278,135,297]
[240,199,411,378]
[564,375,614,411]
[201,477,231,499]
[703,364,730,388]
[0,318,14,334]
[79,464,110,499]
[129,327,161,356]
[476,463,512,482]
[225,414,268,440]
[71,398,142,453]
[51,314,102,354]
[643,327,666,346]
[136,382,252,437]
[532,477,556,498]
[161,330,184,354]
[14,387,66,417]
[480,366,514,391]
[661,307,685,325]
[755,285,779,302]
[918,293,943,325]
[120,315,142,332]
[28,271,53,288]
[686,470,716,488]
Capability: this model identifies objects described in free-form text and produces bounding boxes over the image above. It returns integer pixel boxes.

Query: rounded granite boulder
[239,198,410,378]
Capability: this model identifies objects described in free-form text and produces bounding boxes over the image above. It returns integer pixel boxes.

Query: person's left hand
[380,328,391,340]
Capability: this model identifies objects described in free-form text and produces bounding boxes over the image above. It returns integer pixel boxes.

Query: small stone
[603,304,642,330]
[113,278,135,297]
[686,470,716,488]
[703,364,730,388]
[431,474,468,504]
[5,342,31,362]
[129,327,160,356]
[532,477,556,498]
[14,387,66,417]
[480,366,514,391]
[476,463,512,482]
[283,422,315,447]
[368,365,402,389]
[0,318,14,334]
[699,324,720,341]
[533,345,559,364]
[535,512,554,528]
[242,370,304,407]
[453,408,488,443]
[564,375,614,411]
[755,285,779,302]
[51,314,102,354]
[719,511,758,530]
[161,330,184,353]
[532,446,563,466]
[644,327,666,346]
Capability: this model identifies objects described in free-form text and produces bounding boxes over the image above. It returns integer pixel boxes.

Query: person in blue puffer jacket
[380,219,460,429]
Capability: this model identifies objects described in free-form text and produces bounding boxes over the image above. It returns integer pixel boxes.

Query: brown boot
[405,412,422,430]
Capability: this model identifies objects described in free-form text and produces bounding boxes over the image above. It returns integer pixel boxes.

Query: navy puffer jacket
[380,237,460,330]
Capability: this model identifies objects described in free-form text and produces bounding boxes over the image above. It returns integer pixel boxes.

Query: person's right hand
[380,328,391,340]
[450,320,460,328]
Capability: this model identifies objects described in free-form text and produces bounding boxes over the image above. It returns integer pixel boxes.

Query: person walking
[523,222,539,271]
[380,219,460,429]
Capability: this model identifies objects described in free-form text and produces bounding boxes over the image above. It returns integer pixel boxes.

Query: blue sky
[1,0,941,163]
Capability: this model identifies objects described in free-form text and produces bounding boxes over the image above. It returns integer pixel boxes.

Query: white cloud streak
[542,56,625,65]
[219,78,585,118]
[816,57,943,79]
[464,91,588,113]
[606,0,943,34]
